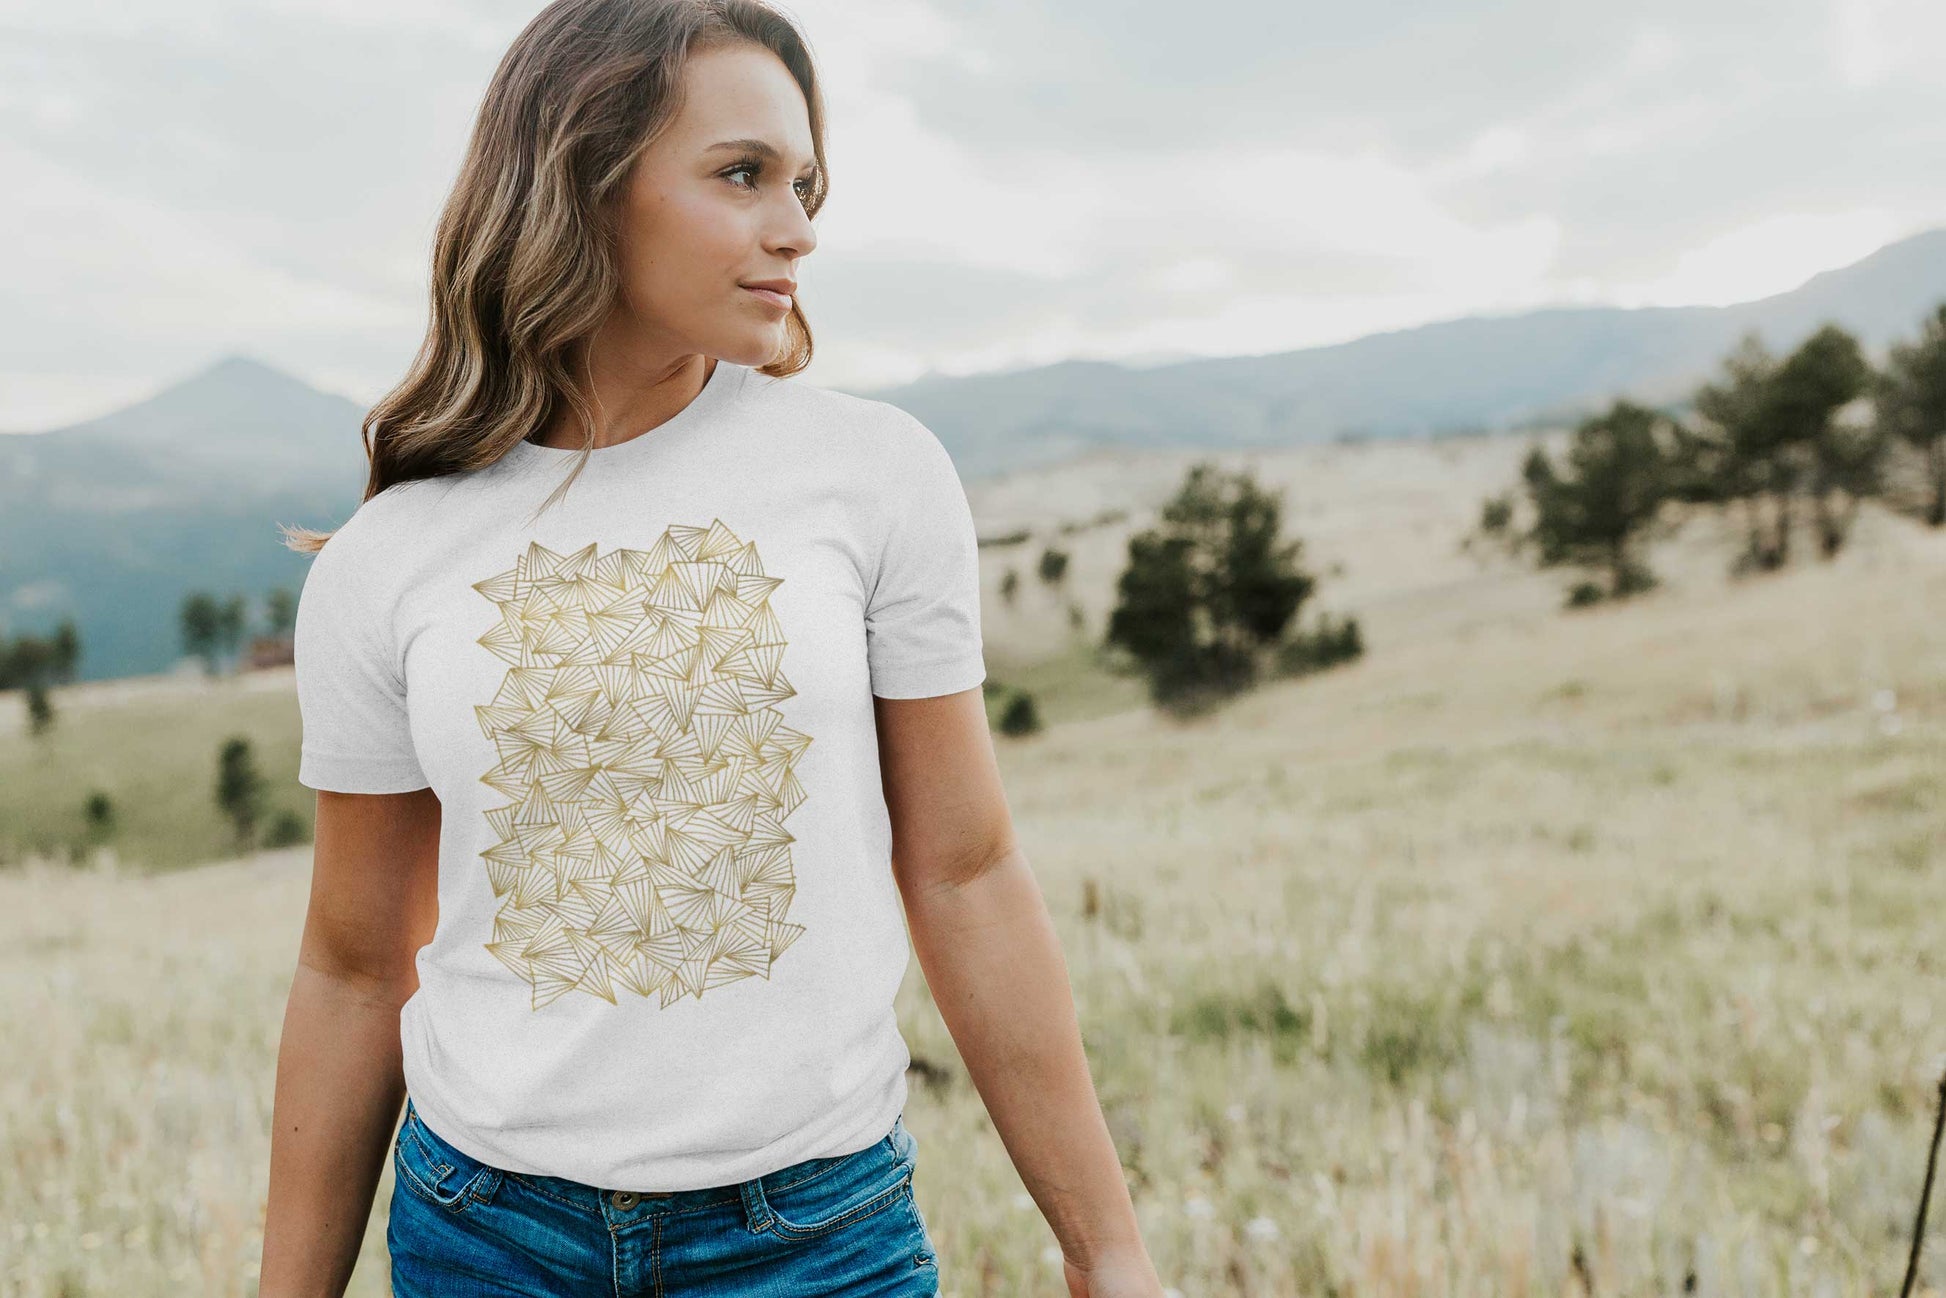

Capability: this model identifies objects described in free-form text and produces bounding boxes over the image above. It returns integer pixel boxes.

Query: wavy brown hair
[281,0,828,553]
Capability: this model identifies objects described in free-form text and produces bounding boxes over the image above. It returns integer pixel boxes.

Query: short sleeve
[865,414,988,699]
[293,526,430,793]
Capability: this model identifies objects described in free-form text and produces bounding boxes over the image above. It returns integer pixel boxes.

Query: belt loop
[470,1167,505,1205]
[739,1175,773,1234]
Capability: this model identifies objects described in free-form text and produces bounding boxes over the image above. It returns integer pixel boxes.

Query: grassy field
[0,432,1540,869]
[4,439,1946,1295]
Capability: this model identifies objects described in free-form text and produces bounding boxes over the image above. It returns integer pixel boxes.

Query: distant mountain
[5,227,1946,682]
[0,356,370,681]
[856,226,1946,481]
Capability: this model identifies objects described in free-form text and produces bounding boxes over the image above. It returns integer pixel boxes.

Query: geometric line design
[470,524,811,1010]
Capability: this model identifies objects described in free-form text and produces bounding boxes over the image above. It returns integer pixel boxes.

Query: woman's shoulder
[312,475,443,567]
[742,367,943,459]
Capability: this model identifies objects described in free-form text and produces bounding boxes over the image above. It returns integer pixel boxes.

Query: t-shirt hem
[401,1072,911,1193]
[869,655,988,699]
[298,748,431,794]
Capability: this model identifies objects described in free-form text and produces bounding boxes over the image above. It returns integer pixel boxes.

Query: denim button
[611,1191,639,1209]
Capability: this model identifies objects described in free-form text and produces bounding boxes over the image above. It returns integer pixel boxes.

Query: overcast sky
[3,0,1943,430]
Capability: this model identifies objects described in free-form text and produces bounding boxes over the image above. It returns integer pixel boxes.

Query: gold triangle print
[469,526,811,1011]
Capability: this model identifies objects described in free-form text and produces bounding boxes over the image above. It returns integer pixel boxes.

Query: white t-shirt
[292,356,986,1191]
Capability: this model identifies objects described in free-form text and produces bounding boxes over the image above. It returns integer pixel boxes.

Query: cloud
[862,0,1946,314]
[1611,209,1907,307]
[0,0,1943,426]
[1832,0,1946,87]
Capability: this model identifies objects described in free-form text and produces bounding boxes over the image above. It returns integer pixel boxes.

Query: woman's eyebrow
[704,138,820,173]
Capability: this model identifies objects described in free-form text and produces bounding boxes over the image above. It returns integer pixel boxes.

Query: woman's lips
[742,286,791,310]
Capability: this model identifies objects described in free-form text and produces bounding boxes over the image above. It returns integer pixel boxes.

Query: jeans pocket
[758,1124,914,1242]
[395,1099,502,1214]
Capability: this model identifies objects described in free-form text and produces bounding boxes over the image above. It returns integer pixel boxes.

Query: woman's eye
[724,164,814,201]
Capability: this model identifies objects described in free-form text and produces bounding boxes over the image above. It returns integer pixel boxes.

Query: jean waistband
[403,1096,906,1221]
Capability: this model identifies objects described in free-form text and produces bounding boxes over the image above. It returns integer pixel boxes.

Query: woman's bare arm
[874,689,1162,1298]
[259,786,441,1298]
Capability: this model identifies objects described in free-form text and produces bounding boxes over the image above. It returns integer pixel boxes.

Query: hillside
[4,436,1944,1293]
[5,225,1946,683]
[0,357,365,681]
[867,227,1946,481]
[5,429,1939,867]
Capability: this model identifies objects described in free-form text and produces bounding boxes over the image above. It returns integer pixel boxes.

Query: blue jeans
[388,1096,941,1296]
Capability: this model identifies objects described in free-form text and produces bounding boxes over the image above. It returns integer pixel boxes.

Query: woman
[256,2,1164,1295]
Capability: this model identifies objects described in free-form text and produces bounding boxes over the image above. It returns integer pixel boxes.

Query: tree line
[2,587,303,868]
[1478,304,1946,605]
[1,584,299,743]
[180,586,298,676]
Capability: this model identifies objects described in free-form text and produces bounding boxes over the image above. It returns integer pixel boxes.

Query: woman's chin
[713,328,788,367]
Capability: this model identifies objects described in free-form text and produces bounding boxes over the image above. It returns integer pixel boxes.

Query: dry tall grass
[5,443,1946,1295]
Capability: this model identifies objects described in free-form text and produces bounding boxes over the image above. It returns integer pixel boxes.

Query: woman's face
[611,41,820,368]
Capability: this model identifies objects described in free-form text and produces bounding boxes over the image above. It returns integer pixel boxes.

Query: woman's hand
[1063,1245,1168,1298]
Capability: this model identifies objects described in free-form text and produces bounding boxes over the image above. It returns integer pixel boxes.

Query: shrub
[997,690,1042,737]
[263,809,309,849]
[1274,613,1364,677]
[1105,461,1328,714]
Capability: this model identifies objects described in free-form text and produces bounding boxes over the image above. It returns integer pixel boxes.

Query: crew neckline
[505,356,748,473]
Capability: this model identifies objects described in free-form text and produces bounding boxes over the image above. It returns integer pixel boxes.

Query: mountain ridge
[853,226,1946,479]
[6,225,1946,681]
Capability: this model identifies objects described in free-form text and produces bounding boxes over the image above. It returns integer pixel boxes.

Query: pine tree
[1521,400,1680,604]
[1105,462,1316,713]
[216,736,267,850]
[1878,303,1946,528]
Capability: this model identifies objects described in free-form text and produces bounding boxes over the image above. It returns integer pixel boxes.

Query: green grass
[0,676,312,872]
[983,639,1150,728]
